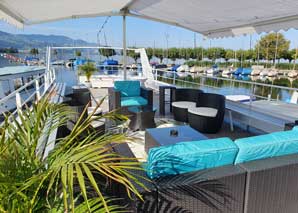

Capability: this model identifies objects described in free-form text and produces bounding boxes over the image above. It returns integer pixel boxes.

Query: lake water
[55,67,78,86]
[0,55,296,103]
[158,74,295,102]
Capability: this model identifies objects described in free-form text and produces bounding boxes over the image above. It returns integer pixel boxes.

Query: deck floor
[247,100,298,122]
[90,88,255,161]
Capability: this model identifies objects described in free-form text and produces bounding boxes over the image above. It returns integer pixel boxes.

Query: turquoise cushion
[146,137,238,179]
[234,127,298,164]
[114,80,140,97]
[121,96,148,107]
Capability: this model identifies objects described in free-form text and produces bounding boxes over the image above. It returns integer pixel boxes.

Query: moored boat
[190,66,203,73]
[260,69,269,76]
[241,68,252,75]
[51,60,65,66]
[268,69,278,77]
[171,65,180,72]
[206,64,219,74]
[176,64,190,72]
[233,67,242,75]
[0,66,46,114]
[288,70,298,78]
[251,65,264,76]
[222,67,234,75]
[251,69,261,76]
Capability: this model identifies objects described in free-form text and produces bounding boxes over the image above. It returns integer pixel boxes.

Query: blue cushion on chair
[121,96,148,107]
[146,137,238,179]
[114,81,140,97]
[234,127,298,164]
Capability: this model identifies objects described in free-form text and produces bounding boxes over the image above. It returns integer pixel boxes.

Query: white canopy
[2,0,298,38]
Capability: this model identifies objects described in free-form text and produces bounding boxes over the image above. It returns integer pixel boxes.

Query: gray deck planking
[247,100,298,122]
[89,87,256,161]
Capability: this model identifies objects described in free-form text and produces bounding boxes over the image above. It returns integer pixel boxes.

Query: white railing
[153,68,298,103]
[47,46,148,79]
[0,68,56,119]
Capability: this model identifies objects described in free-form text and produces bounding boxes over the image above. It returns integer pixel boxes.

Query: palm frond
[0,95,146,212]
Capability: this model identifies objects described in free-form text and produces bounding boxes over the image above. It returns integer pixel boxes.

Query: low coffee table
[128,106,157,131]
[145,125,208,153]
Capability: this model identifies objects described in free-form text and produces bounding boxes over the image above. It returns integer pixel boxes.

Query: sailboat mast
[274,32,279,67]
[293,47,298,70]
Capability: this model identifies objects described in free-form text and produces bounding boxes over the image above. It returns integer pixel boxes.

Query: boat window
[13,78,23,90]
[1,80,11,96]
[26,76,34,89]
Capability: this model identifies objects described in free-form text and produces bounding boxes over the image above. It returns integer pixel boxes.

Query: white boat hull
[288,71,298,78]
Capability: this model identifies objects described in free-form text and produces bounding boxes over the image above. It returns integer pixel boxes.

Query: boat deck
[90,87,256,161]
[247,100,298,122]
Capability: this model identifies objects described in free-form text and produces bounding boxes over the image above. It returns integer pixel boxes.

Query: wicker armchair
[108,80,153,113]
[171,88,203,122]
[188,93,225,133]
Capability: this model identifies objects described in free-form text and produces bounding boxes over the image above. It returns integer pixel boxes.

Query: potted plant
[0,95,145,212]
[79,61,97,87]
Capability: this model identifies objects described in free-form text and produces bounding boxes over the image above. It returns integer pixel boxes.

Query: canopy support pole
[46,46,51,72]
[123,15,127,80]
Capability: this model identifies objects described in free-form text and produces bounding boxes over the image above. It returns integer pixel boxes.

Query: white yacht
[288,70,298,78]
[0,66,46,114]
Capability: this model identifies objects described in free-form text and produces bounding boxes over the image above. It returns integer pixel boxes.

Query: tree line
[145,33,297,63]
[0,47,18,53]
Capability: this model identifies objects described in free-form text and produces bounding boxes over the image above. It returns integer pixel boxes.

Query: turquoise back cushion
[146,137,238,179]
[114,80,140,97]
[234,127,298,164]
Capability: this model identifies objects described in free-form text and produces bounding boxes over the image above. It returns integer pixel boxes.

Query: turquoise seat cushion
[114,80,140,97]
[146,137,238,179]
[234,127,298,164]
[121,96,148,107]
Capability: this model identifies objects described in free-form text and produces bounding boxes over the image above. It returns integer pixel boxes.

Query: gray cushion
[188,107,218,117]
[88,107,102,115]
[171,101,196,109]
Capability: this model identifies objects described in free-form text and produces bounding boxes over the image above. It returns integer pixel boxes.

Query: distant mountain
[0,31,95,50]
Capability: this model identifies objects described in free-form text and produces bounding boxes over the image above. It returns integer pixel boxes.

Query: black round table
[128,106,156,131]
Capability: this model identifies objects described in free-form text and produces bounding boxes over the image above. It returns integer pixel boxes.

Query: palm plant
[0,95,146,212]
[79,62,97,82]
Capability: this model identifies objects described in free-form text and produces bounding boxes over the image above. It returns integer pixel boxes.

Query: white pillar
[35,79,41,101]
[123,15,127,80]
[47,46,51,72]
[44,72,49,91]
[16,92,22,115]
[52,68,56,81]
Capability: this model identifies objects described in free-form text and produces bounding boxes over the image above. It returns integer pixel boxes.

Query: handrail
[154,68,298,92]
[0,74,44,105]
[153,68,298,102]
[0,67,56,118]
[51,46,137,51]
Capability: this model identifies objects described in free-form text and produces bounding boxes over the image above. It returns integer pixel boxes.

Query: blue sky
[1,16,298,50]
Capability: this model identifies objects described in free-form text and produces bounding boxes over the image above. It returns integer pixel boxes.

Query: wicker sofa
[114,142,246,212]
[113,127,298,213]
[108,80,153,112]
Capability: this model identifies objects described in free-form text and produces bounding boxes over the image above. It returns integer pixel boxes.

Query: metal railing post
[173,71,176,85]
[47,46,51,72]
[16,92,22,115]
[52,68,56,82]
[44,72,49,91]
[48,70,52,84]
[155,68,157,81]
[35,79,41,101]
